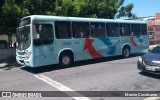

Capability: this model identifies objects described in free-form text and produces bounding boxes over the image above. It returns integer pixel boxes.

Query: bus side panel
[97,37,122,56]
[55,39,86,62]
[130,35,149,53]
[120,35,149,54]
[119,36,131,53]
[140,35,149,50]
[72,38,92,61]
[33,44,57,67]
[55,37,122,63]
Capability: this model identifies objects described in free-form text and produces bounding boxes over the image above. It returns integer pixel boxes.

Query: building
[147,13,160,45]
[0,34,16,48]
[128,13,160,45]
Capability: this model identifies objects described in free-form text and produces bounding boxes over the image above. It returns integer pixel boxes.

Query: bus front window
[17,26,31,50]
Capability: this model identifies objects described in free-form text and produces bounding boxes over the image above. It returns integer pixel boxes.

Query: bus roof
[24,15,146,24]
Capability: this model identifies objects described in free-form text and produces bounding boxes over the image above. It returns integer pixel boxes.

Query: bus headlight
[26,50,31,59]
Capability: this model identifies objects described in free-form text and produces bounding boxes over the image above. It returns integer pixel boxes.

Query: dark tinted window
[91,22,106,37]
[131,24,141,36]
[120,23,131,36]
[150,46,160,53]
[72,22,89,38]
[148,26,154,31]
[55,21,71,39]
[141,24,147,35]
[107,23,119,37]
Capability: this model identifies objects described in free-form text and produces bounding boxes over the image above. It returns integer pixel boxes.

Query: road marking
[34,74,91,100]
[144,97,160,100]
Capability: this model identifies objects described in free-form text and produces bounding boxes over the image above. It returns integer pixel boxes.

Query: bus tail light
[26,50,31,59]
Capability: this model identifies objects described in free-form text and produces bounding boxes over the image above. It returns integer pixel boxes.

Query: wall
[0,48,16,60]
[0,34,16,47]
[147,13,160,45]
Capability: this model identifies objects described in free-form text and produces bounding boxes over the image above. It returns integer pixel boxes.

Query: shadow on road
[0,56,20,70]
[139,72,160,79]
[21,53,143,74]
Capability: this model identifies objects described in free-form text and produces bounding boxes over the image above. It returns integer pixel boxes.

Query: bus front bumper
[16,56,32,67]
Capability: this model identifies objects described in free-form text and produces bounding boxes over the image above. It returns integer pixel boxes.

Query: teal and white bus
[16,15,149,67]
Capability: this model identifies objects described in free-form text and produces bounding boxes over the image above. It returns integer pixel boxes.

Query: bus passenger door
[33,23,55,67]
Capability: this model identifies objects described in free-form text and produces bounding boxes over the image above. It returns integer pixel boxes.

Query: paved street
[0,54,160,100]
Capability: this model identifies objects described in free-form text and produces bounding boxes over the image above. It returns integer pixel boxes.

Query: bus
[16,15,149,67]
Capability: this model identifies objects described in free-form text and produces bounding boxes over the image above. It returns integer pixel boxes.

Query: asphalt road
[0,54,160,100]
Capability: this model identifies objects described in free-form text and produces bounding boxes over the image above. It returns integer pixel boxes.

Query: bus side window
[120,23,131,36]
[107,23,119,37]
[91,22,106,37]
[72,22,89,38]
[55,21,71,39]
[131,24,141,36]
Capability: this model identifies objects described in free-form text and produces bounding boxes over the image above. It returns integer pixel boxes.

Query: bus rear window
[131,24,141,36]
[19,17,31,27]
[141,24,147,35]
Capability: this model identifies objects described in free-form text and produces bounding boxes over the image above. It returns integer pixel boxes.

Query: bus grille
[18,52,25,55]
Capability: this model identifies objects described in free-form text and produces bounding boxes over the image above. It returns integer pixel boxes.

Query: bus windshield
[17,26,31,50]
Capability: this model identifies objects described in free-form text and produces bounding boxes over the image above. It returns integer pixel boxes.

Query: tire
[122,47,130,58]
[59,52,73,67]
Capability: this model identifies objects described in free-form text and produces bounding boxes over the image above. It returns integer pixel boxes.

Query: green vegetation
[0,0,136,35]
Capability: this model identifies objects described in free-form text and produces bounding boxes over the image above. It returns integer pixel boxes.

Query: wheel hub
[62,56,70,65]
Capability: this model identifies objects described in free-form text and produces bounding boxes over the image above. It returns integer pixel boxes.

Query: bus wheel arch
[122,45,131,58]
[58,50,74,67]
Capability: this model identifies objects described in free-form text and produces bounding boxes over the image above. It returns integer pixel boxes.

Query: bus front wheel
[122,47,130,58]
[59,52,73,67]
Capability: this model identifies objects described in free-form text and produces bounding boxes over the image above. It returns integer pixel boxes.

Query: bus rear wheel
[59,52,73,67]
[122,47,130,58]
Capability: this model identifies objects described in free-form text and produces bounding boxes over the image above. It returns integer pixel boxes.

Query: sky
[123,0,160,17]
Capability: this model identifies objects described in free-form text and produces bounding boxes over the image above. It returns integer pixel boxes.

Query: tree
[115,0,137,18]
[0,0,5,35]
[0,0,136,37]
[1,0,21,33]
[54,0,136,19]
[1,0,22,46]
